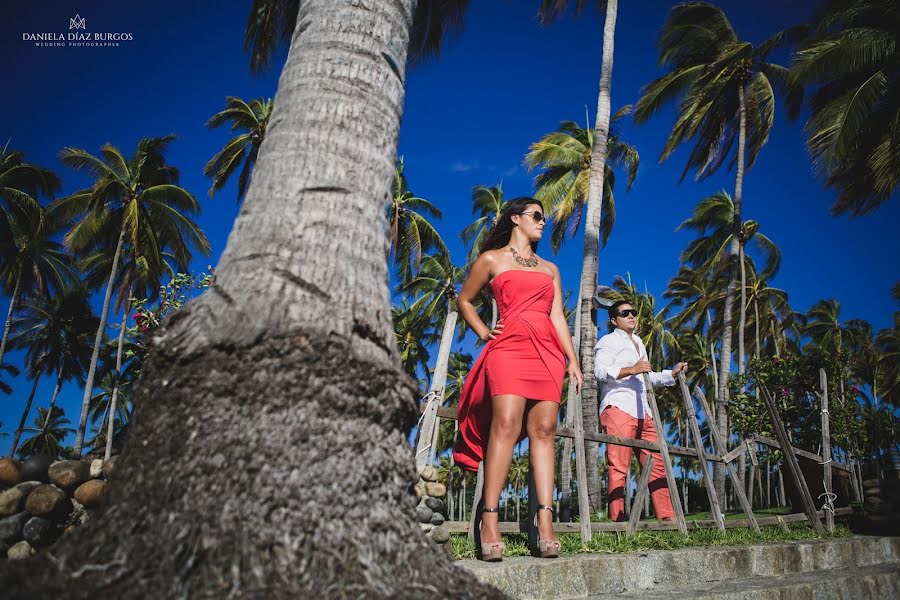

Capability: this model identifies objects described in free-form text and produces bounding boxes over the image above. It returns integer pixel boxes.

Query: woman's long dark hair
[479,197,544,255]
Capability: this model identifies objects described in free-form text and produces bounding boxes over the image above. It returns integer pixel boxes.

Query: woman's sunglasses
[520,210,546,223]
[616,309,638,318]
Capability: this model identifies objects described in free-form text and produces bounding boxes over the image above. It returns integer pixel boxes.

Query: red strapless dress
[453,270,566,472]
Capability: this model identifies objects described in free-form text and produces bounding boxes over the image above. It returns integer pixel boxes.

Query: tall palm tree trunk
[9,375,41,458]
[42,358,65,432]
[706,308,719,420]
[105,294,131,461]
[0,3,500,595]
[579,0,618,516]
[559,290,582,521]
[737,247,748,496]
[0,270,22,369]
[426,305,458,466]
[74,224,126,454]
[714,82,747,503]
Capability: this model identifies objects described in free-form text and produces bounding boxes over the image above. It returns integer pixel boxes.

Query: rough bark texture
[9,375,40,458]
[579,0,618,516]
[558,291,582,522]
[1,2,501,597]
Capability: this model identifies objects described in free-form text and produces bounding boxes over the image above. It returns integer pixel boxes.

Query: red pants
[600,406,674,521]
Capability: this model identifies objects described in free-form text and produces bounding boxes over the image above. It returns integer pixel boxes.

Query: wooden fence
[416,367,857,541]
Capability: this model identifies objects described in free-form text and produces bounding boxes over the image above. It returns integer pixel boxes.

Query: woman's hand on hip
[568,362,583,394]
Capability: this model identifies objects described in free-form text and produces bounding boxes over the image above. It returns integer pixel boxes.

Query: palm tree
[0,148,63,369]
[9,286,96,432]
[677,190,781,381]
[5,3,505,596]
[51,135,211,454]
[792,0,900,216]
[205,96,273,203]
[392,298,433,380]
[0,364,19,396]
[525,106,639,253]
[460,184,505,265]
[0,206,72,372]
[401,253,464,465]
[539,0,623,519]
[635,3,801,499]
[805,299,849,355]
[18,406,74,459]
[508,450,529,522]
[242,0,469,73]
[387,159,448,286]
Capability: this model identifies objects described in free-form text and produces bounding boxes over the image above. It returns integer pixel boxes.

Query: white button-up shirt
[593,328,675,419]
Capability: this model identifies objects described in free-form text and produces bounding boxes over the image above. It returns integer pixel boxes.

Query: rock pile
[862,472,899,527]
[0,455,116,560]
[414,465,450,546]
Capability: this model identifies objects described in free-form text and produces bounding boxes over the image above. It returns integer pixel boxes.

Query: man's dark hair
[607,300,631,322]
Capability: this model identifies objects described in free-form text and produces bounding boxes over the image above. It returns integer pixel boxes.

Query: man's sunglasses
[520,210,546,223]
[616,309,638,318]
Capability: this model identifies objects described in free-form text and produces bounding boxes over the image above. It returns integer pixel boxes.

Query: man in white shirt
[593,300,687,522]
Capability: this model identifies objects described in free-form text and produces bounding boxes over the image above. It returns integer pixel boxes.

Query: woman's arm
[548,263,583,392]
[456,253,503,341]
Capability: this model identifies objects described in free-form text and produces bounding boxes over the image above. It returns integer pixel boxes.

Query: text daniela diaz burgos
[23,32,134,47]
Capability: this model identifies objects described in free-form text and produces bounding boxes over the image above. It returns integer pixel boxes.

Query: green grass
[450,523,852,560]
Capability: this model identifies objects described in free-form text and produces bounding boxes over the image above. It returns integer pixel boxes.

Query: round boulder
[0,458,22,487]
[23,516,59,548]
[419,466,440,482]
[20,455,52,483]
[7,540,35,560]
[73,479,107,508]
[48,460,90,490]
[419,522,434,534]
[430,512,445,526]
[424,482,446,498]
[89,459,104,479]
[0,481,41,517]
[415,504,433,524]
[24,484,69,518]
[424,497,444,513]
[0,512,30,545]
[431,525,450,544]
[862,478,880,490]
[414,481,426,499]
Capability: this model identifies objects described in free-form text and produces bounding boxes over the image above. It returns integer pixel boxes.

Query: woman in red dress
[453,197,582,561]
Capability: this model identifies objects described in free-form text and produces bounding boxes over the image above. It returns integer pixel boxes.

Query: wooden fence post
[759,386,824,533]
[694,387,760,532]
[642,374,687,534]
[627,455,654,534]
[468,461,484,542]
[571,387,593,543]
[678,373,725,531]
[820,368,834,533]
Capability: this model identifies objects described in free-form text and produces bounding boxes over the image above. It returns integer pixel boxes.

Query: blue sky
[1,1,897,454]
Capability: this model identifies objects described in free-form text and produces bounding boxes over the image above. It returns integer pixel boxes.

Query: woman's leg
[482,394,527,543]
[526,399,560,542]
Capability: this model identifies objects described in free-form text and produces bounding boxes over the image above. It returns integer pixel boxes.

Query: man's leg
[636,416,675,519]
[600,407,637,522]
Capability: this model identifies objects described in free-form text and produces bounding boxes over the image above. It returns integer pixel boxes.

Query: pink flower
[782,388,791,397]
[131,313,141,320]
[852,384,860,394]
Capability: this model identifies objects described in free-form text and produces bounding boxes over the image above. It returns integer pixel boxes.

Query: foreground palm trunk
[579,0,618,516]
[2,2,498,597]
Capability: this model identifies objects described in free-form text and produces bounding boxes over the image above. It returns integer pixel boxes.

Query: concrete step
[587,561,900,599]
[459,536,900,599]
